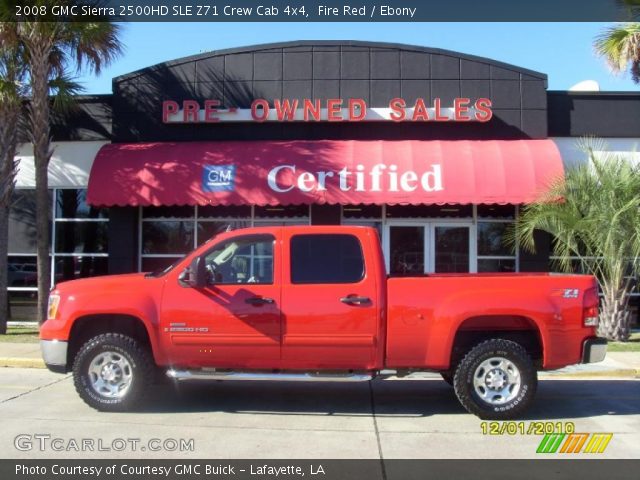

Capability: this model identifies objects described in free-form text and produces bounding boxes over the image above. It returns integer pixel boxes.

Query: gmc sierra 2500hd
[40,226,606,419]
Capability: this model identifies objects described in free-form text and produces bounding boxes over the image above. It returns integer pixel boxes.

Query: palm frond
[516,139,640,287]
[594,22,640,79]
[64,20,123,75]
[49,73,83,113]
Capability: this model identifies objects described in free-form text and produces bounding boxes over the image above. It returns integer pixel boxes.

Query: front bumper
[582,337,607,363]
[40,340,68,373]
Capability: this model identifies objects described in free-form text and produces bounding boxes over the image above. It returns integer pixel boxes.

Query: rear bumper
[40,340,68,373]
[581,337,607,364]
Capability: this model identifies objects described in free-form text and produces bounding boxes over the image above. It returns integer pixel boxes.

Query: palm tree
[595,22,640,83]
[2,7,122,323]
[515,141,640,342]
[0,30,27,334]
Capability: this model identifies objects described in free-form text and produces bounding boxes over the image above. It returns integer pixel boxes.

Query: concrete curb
[540,369,640,379]
[0,357,46,369]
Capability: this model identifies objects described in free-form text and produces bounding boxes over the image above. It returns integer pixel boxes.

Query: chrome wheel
[88,351,133,399]
[472,356,521,405]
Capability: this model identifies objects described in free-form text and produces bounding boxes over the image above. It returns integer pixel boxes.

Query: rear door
[280,231,379,370]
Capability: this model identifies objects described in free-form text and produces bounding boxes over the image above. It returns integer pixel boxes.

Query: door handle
[340,296,371,305]
[245,296,275,306]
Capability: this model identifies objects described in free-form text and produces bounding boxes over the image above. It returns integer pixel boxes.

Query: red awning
[87,140,564,206]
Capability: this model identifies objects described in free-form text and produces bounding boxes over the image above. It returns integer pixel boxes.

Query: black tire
[453,339,537,419]
[72,333,154,412]
[440,372,454,386]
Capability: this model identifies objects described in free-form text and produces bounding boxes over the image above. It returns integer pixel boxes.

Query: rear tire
[72,333,153,412]
[453,339,537,419]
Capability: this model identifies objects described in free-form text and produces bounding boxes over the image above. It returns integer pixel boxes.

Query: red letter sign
[162,100,179,123]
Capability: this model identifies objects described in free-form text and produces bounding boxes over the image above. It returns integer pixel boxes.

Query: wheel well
[67,314,152,369]
[449,315,543,371]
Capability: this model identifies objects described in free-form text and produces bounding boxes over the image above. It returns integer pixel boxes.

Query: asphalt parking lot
[1,368,639,459]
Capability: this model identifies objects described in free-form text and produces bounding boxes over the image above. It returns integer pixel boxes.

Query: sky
[76,22,639,94]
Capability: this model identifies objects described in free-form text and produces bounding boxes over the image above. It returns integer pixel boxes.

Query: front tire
[453,339,537,419]
[72,333,153,412]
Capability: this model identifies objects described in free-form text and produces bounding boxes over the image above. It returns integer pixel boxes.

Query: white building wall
[15,141,109,189]
[551,137,640,170]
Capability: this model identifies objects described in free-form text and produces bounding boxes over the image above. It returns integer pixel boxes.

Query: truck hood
[53,273,151,295]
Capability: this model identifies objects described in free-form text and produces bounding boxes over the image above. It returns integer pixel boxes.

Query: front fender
[41,285,165,365]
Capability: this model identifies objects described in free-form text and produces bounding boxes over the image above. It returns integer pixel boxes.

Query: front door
[160,233,281,368]
[384,222,473,274]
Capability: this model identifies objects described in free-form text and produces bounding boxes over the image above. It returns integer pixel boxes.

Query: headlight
[47,294,60,320]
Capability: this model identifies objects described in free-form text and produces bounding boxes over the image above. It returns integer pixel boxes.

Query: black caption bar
[4,0,640,22]
[2,460,640,480]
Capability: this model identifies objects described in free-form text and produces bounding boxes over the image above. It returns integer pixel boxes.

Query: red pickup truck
[40,226,606,419]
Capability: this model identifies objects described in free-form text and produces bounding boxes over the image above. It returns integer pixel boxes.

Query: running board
[166,370,374,382]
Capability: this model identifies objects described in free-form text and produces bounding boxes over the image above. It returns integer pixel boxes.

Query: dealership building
[7,40,640,321]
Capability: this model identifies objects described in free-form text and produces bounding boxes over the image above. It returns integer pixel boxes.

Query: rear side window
[290,234,365,284]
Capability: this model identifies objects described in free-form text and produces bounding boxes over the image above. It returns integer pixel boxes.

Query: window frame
[342,204,520,274]
[8,187,110,293]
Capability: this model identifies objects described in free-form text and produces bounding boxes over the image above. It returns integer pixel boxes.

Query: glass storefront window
[197,220,251,246]
[142,221,195,254]
[434,226,470,273]
[477,222,512,256]
[389,226,424,275]
[54,256,109,283]
[140,206,254,270]
[7,256,38,288]
[8,189,109,306]
[52,189,109,289]
[141,257,183,273]
[478,258,517,272]
[137,204,522,275]
[476,217,517,272]
[56,189,107,219]
[54,222,108,253]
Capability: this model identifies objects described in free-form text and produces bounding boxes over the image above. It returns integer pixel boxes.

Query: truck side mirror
[184,256,207,288]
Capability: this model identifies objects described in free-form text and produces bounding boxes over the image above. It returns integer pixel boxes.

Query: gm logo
[203,165,235,192]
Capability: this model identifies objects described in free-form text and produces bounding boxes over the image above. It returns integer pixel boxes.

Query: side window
[204,235,274,285]
[290,234,365,284]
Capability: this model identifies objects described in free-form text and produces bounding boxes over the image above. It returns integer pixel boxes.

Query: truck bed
[385,273,597,370]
